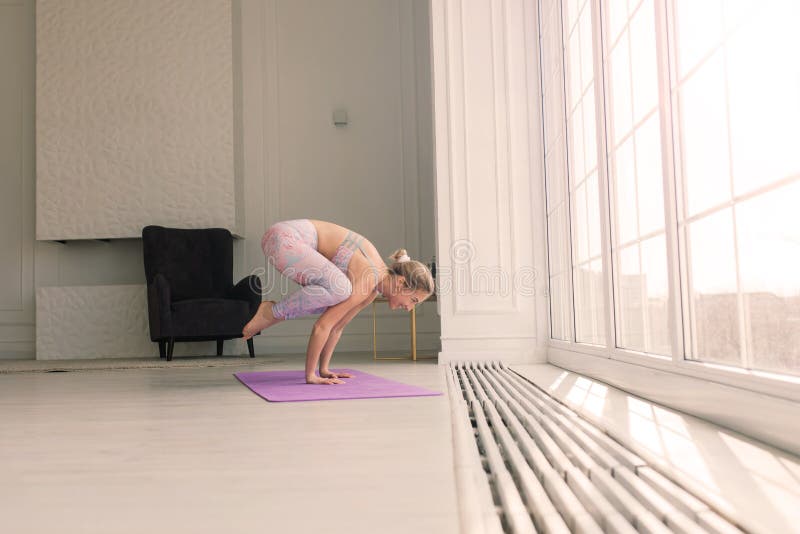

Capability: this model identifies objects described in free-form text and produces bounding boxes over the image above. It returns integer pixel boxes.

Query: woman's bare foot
[319,370,354,379]
[242,301,281,340]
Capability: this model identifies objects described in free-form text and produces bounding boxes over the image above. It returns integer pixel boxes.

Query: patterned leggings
[261,219,353,320]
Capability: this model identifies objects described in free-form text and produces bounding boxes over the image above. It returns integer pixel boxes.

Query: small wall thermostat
[333,109,348,127]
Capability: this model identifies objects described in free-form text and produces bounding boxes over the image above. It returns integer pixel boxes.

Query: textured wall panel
[36,0,235,240]
[36,285,157,359]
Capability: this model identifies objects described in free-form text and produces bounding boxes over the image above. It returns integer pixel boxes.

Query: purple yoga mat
[234,368,442,402]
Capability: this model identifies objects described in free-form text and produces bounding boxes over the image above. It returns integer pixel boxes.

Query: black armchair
[142,226,262,361]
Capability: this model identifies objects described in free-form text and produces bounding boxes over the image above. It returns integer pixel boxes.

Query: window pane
[543,75,565,156]
[615,236,670,355]
[572,174,602,265]
[587,172,602,258]
[617,244,644,351]
[541,0,572,342]
[606,0,629,47]
[727,6,800,197]
[541,6,561,76]
[574,259,606,345]
[673,0,723,80]
[721,0,748,34]
[629,0,659,124]
[568,26,583,109]
[635,115,665,236]
[611,137,638,245]
[579,4,594,94]
[609,32,632,143]
[550,273,571,341]
[583,91,598,172]
[564,0,605,347]
[572,181,589,263]
[678,51,730,217]
[546,137,567,211]
[736,181,800,375]
[566,0,581,32]
[547,203,569,276]
[604,0,670,358]
[569,104,585,182]
[686,209,740,365]
[640,235,670,354]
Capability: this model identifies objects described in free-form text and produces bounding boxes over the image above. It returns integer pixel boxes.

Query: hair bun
[389,248,410,264]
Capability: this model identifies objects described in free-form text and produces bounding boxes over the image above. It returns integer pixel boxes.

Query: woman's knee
[327,274,352,305]
[261,224,284,257]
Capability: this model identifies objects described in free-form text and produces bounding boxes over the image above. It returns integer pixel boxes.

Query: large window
[540,0,800,379]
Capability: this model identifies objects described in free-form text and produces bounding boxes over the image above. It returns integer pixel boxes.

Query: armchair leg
[167,338,175,361]
[216,339,224,356]
[158,340,166,359]
[247,338,255,358]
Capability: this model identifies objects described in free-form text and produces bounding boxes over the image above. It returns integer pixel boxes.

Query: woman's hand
[306,375,345,385]
[319,370,354,379]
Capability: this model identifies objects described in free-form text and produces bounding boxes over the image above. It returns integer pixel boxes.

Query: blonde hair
[386,248,435,295]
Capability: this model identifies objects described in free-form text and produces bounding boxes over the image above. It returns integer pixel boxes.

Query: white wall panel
[0,0,35,358]
[431,0,548,363]
[35,0,236,240]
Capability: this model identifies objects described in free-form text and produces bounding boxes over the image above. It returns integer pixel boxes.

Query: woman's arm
[317,330,345,378]
[305,324,342,384]
[306,274,378,384]
[318,295,376,377]
[305,285,375,384]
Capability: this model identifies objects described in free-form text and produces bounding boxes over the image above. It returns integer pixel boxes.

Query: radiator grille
[446,362,745,534]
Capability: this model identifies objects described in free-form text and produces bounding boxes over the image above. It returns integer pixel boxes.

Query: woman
[242,219,434,385]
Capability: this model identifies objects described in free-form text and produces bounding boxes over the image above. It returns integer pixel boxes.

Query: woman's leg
[243,221,352,339]
[265,220,353,319]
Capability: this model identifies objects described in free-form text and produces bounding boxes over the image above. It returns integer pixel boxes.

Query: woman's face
[387,277,430,311]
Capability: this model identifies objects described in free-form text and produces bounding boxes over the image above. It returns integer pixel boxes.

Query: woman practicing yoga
[242,219,434,385]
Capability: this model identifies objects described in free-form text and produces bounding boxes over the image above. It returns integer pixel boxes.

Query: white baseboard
[0,342,35,360]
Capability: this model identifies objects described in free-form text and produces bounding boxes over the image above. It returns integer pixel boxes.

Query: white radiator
[447,362,745,534]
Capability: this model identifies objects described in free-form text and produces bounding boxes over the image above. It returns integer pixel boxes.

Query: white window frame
[538,0,800,409]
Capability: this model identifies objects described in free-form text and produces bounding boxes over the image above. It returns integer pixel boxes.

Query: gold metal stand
[372,295,437,361]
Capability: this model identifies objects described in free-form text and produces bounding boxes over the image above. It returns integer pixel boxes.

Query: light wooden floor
[0,354,460,534]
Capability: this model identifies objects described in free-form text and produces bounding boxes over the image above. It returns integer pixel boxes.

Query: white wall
[240,0,439,357]
[430,0,549,364]
[0,0,438,359]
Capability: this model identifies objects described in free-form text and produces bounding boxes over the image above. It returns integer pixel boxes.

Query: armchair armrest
[229,275,262,315]
[146,273,172,341]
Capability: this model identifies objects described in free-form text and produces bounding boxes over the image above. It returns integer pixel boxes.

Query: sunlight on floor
[565,375,608,417]
[626,396,719,493]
